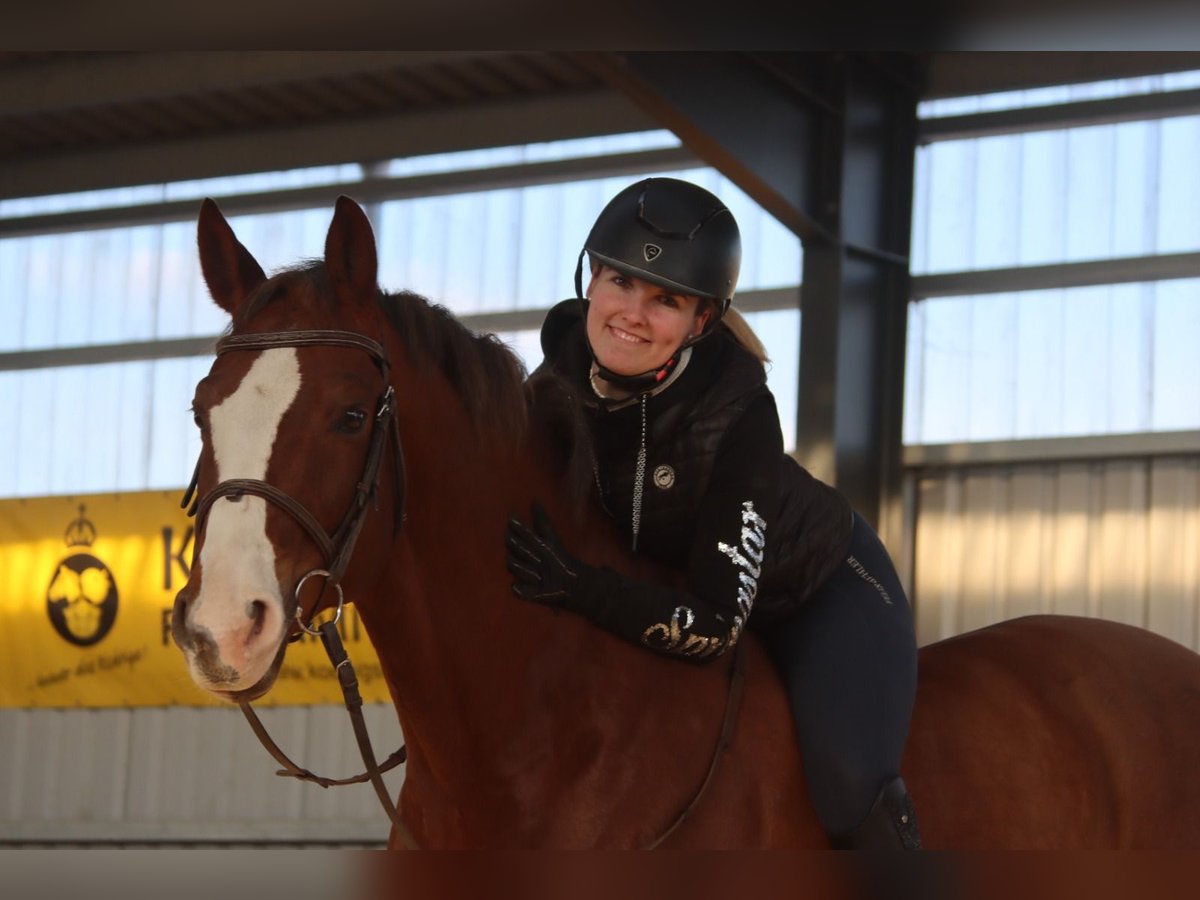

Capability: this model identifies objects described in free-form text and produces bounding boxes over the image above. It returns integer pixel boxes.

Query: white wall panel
[0,704,401,844]
[1147,458,1200,643]
[912,455,1200,654]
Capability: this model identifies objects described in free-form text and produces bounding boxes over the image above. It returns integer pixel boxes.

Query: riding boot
[832,776,923,850]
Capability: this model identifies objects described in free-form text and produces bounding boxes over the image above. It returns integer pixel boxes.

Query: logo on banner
[45,505,119,647]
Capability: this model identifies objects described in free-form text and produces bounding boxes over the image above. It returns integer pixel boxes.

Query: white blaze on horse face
[189,349,301,688]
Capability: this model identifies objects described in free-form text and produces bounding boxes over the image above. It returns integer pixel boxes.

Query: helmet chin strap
[592,347,683,392]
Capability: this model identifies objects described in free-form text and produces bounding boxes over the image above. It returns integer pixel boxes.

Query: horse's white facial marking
[188,349,301,689]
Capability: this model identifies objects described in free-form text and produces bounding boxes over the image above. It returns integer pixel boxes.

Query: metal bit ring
[294,569,345,636]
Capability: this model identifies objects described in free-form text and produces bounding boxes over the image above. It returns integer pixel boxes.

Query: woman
[505,176,921,849]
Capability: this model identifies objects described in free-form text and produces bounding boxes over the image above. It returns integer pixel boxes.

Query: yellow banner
[0,491,390,708]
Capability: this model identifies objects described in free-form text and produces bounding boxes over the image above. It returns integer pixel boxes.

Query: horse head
[172,196,402,701]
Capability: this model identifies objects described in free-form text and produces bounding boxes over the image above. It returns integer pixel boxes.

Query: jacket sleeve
[562,395,784,663]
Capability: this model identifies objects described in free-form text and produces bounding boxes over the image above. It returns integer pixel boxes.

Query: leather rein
[180,327,745,849]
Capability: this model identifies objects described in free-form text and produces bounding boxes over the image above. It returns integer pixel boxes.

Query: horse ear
[325,195,378,306]
[197,198,266,315]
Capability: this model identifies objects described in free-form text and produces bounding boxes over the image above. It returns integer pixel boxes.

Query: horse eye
[337,408,368,434]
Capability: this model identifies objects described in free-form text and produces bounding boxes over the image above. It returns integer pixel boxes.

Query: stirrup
[834,775,923,850]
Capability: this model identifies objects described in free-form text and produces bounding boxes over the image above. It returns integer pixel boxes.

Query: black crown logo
[64,504,97,548]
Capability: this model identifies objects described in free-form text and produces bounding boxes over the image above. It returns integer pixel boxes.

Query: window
[0,131,803,498]
[905,72,1200,445]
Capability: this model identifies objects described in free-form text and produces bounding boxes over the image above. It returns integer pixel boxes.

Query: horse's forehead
[241,270,367,330]
[194,352,249,406]
[200,273,381,403]
[209,349,302,479]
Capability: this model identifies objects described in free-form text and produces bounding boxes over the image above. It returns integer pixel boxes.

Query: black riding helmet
[574,177,742,391]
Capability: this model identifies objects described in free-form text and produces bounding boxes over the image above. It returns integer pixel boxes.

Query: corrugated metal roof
[7,51,1196,204]
[0,51,603,160]
[0,51,633,200]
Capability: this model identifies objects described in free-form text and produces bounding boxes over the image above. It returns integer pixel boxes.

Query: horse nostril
[171,591,195,649]
[246,599,267,643]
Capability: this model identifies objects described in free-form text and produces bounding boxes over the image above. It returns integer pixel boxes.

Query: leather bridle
[180,328,416,847]
[184,329,407,595]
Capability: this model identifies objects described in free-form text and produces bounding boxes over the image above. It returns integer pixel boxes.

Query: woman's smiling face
[585,266,710,377]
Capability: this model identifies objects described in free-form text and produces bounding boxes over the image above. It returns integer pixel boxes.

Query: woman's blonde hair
[717,305,769,367]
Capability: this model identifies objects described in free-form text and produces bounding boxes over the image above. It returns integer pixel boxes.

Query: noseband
[180,328,415,847]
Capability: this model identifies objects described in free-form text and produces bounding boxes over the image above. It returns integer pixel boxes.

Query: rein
[643,639,745,849]
[182,327,746,849]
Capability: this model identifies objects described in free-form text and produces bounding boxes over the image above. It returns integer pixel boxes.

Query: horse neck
[356,364,563,741]
[355,363,728,843]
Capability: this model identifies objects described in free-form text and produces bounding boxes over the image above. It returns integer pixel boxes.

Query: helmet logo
[643,243,662,262]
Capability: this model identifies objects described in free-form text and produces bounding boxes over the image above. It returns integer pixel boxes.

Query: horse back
[907,614,1200,848]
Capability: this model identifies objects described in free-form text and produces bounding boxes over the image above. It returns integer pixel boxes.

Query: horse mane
[379,287,528,439]
[234,262,595,507]
[523,367,598,512]
[384,288,596,509]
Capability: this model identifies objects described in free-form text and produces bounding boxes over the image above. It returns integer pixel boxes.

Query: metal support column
[799,56,920,548]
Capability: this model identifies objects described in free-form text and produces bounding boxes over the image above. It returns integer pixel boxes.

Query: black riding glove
[505,503,593,606]
[505,504,740,663]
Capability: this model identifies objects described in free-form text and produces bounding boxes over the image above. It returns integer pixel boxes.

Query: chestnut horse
[172,195,1200,849]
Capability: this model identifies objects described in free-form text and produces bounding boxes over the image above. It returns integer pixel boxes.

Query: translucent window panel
[904,279,1200,444]
[2,225,177,350]
[0,135,803,499]
[382,130,681,177]
[493,329,543,375]
[0,184,169,218]
[376,168,801,316]
[912,116,1200,274]
[1152,278,1200,430]
[0,209,344,351]
[918,70,1200,118]
[745,308,801,453]
[2,162,799,354]
[0,357,211,500]
[162,164,364,203]
[0,166,365,218]
[1158,116,1200,254]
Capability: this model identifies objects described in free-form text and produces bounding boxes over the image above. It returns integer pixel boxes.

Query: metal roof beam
[0,286,798,372]
[582,51,832,244]
[911,252,1200,299]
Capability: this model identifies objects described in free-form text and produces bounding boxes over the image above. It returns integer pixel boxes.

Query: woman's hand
[505,503,588,605]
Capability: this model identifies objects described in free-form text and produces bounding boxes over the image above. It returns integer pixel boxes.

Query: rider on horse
[505,176,921,849]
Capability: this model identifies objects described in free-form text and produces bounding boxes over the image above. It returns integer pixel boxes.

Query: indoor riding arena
[2,50,1199,863]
